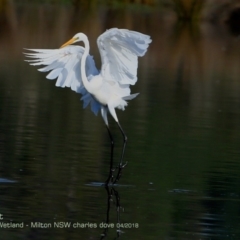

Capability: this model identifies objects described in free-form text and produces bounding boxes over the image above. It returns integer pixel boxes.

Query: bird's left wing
[97,28,152,85]
[24,45,101,115]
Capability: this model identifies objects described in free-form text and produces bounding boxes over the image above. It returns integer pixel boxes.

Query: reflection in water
[100,186,122,239]
[0,178,16,183]
[1,2,240,240]
[86,182,135,239]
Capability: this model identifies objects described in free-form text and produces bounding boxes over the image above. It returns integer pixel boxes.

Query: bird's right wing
[24,45,101,115]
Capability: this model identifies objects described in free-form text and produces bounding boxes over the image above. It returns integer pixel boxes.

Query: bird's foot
[105,168,116,185]
[121,161,128,168]
[115,161,128,170]
[113,162,128,184]
[105,176,113,185]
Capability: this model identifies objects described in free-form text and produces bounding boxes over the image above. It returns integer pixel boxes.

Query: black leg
[113,122,128,184]
[105,125,115,184]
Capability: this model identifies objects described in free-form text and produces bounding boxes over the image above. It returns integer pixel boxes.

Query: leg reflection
[100,185,123,239]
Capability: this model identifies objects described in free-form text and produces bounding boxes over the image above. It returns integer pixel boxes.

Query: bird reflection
[100,186,123,239]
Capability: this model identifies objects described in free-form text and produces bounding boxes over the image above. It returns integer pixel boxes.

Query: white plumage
[24,28,151,184]
[24,28,151,125]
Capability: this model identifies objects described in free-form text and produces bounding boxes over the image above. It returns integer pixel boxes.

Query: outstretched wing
[97,28,151,85]
[24,45,101,115]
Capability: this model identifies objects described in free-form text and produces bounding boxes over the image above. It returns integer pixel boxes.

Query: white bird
[24,28,151,184]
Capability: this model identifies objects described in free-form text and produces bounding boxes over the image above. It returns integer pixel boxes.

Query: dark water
[1,2,240,240]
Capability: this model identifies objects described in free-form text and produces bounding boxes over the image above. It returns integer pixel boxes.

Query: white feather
[97,28,151,85]
[24,28,151,123]
[24,45,101,114]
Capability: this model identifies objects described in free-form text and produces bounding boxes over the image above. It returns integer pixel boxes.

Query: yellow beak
[60,37,78,48]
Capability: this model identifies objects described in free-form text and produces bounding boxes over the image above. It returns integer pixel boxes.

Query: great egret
[24,28,151,184]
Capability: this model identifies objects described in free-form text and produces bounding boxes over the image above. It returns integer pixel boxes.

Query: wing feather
[97,28,151,85]
[24,45,101,115]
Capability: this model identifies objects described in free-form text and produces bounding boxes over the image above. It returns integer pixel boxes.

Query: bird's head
[60,33,86,48]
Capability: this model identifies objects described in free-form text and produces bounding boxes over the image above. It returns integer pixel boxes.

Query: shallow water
[1,2,240,240]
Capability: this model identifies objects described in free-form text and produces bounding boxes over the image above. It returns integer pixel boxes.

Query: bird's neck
[81,37,94,94]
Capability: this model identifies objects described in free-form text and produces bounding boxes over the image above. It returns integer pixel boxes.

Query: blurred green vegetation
[168,0,206,20]
[9,0,156,6]
[0,0,213,22]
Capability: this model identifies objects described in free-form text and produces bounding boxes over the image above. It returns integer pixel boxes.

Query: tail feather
[122,93,139,101]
